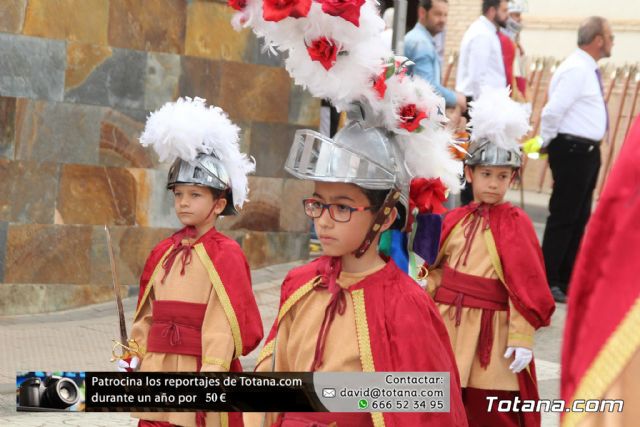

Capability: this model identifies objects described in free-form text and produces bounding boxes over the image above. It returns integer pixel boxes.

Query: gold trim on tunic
[562,297,640,427]
[256,339,276,368]
[194,243,243,359]
[278,277,321,322]
[351,289,386,427]
[256,277,320,366]
[202,357,231,371]
[134,247,172,320]
[483,228,506,284]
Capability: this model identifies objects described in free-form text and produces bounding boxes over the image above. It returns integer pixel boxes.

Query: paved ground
[0,190,564,426]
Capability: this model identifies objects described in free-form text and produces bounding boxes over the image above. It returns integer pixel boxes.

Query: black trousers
[542,135,601,292]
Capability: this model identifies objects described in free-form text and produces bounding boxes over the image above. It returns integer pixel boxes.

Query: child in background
[427,88,555,427]
[120,97,263,427]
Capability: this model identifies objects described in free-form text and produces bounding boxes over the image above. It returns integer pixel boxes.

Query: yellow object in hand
[522,136,546,159]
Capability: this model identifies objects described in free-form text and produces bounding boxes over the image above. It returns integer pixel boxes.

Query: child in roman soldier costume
[426,88,555,426]
[119,97,263,427]
[228,1,469,426]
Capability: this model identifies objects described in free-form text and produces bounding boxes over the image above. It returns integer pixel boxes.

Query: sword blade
[105,225,128,345]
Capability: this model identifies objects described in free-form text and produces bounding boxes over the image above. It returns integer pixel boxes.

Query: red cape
[561,117,640,412]
[137,227,264,427]
[262,256,468,426]
[137,226,263,358]
[441,203,556,427]
[441,202,555,329]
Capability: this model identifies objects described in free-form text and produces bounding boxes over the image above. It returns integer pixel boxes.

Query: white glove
[504,347,532,373]
[117,356,140,372]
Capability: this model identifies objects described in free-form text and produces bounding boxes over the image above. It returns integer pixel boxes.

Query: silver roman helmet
[285,101,413,257]
[166,152,237,216]
[140,97,255,216]
[466,87,531,169]
[285,102,411,216]
[465,139,523,169]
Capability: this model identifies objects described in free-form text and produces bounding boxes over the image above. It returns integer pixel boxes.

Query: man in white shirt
[456,0,509,205]
[539,16,614,303]
[456,0,509,102]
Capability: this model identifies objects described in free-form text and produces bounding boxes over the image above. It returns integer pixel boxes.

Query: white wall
[528,0,640,20]
[520,1,640,65]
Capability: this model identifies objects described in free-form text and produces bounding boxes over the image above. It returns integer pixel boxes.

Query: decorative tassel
[478,310,495,368]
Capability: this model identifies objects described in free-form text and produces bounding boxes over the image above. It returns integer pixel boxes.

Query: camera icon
[322,388,336,398]
[18,376,81,410]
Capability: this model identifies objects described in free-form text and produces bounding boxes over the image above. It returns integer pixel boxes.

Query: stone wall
[0,0,318,315]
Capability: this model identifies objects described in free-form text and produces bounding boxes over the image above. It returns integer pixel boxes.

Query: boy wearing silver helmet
[426,88,555,427]
[120,97,263,427]
[232,0,468,424]
[246,74,468,427]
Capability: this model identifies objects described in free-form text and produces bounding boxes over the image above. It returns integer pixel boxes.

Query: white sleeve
[466,34,494,99]
[540,67,587,145]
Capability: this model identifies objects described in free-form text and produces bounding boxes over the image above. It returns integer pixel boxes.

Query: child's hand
[117,356,140,372]
[504,347,532,373]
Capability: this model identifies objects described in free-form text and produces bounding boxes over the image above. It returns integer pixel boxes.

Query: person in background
[456,0,510,205]
[499,0,529,100]
[456,0,509,103]
[405,0,467,111]
[427,88,554,427]
[122,97,263,427]
[539,16,613,303]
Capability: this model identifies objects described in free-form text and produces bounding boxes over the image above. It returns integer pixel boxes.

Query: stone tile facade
[0,0,319,315]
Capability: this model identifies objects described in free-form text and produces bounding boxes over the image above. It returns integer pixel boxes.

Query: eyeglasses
[302,198,373,223]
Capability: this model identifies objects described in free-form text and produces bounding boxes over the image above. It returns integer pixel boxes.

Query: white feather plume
[468,86,531,149]
[139,97,255,209]
[400,128,463,194]
[228,0,462,192]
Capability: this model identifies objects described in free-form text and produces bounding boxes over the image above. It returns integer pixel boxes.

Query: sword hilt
[110,338,140,362]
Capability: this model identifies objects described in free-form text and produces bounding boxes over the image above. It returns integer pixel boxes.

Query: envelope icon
[322,388,336,398]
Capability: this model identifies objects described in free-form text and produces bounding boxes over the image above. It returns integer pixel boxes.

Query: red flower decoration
[228,0,246,11]
[409,178,448,215]
[307,37,340,70]
[318,0,366,26]
[263,0,311,22]
[372,69,387,99]
[398,103,428,132]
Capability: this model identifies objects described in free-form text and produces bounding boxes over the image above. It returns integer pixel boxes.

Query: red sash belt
[147,300,207,356]
[434,265,509,368]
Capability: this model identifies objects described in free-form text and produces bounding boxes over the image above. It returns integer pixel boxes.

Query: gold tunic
[244,265,384,427]
[130,241,236,427]
[428,221,535,391]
